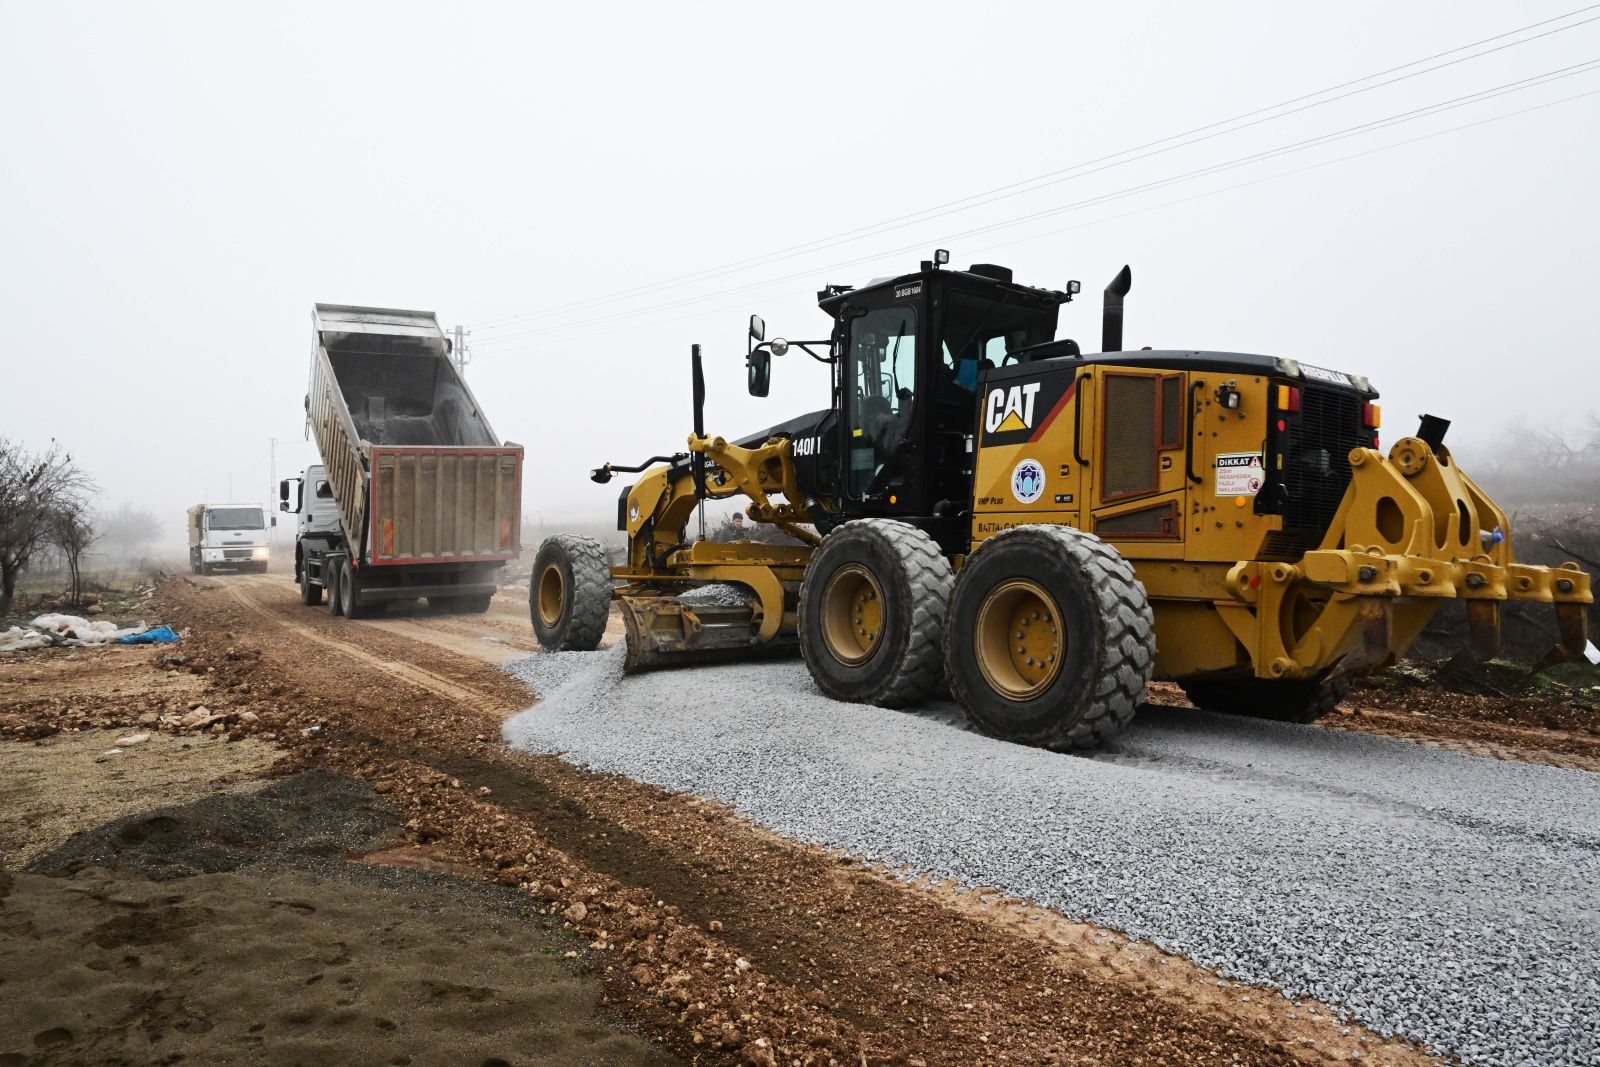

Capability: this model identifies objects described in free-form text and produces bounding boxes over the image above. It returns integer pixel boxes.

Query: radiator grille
[1285,386,1365,532]
[1160,375,1183,449]
[1103,375,1157,499]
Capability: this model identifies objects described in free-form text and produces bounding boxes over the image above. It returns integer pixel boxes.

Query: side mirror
[748,314,765,344]
[278,479,289,502]
[770,338,789,357]
[747,348,771,397]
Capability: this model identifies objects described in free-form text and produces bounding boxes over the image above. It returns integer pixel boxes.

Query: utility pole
[453,324,469,373]
[268,436,278,549]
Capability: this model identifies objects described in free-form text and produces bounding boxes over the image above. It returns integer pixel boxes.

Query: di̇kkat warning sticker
[1215,451,1264,496]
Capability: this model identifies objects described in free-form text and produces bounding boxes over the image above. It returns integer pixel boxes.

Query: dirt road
[90,571,1449,1067]
[9,569,1593,1063]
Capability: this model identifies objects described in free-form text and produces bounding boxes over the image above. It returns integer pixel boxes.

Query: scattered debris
[0,614,175,652]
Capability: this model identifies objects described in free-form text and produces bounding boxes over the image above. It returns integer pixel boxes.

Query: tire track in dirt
[219,581,505,714]
[169,577,1442,1066]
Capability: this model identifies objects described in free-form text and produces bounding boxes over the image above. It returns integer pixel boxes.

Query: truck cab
[280,464,342,588]
[186,503,270,575]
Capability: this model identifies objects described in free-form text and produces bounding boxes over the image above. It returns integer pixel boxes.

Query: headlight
[252,547,269,560]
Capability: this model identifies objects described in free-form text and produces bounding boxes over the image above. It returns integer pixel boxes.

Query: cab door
[836,297,925,511]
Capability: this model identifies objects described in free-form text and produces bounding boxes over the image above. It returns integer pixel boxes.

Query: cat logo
[984,382,1042,434]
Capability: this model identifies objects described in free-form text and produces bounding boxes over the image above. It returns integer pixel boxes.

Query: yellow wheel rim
[820,563,885,666]
[537,563,566,627]
[975,579,1064,701]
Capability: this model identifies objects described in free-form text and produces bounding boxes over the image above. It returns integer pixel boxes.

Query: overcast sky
[3,1,1597,549]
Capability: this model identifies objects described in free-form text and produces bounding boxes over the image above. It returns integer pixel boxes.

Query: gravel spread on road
[504,648,1600,1067]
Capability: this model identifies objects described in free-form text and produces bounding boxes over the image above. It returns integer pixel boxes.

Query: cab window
[845,306,917,497]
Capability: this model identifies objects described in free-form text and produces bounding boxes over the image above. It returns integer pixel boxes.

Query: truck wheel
[326,559,345,616]
[798,519,953,708]
[1179,674,1351,724]
[339,564,369,619]
[200,561,211,577]
[945,525,1154,751]
[531,535,611,651]
[300,561,322,606]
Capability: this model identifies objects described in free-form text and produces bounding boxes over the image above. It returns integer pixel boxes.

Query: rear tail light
[1277,384,1302,412]
[1362,402,1381,428]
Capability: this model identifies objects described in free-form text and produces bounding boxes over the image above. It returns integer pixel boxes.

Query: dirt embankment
[12,572,1439,1067]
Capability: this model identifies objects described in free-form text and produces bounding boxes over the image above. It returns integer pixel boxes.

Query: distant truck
[186,503,270,575]
[279,304,523,618]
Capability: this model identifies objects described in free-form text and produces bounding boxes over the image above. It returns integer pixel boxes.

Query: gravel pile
[502,651,1600,1067]
[676,583,753,607]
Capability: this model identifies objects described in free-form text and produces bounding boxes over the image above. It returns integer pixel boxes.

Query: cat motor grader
[530,253,1591,749]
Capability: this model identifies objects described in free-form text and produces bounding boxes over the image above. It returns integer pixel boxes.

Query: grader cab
[532,255,1591,750]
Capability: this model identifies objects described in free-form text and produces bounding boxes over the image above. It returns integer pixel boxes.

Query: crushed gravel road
[504,647,1600,1067]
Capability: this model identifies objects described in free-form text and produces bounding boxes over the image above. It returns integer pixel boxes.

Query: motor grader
[530,253,1591,749]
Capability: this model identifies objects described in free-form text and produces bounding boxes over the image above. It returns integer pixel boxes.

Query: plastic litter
[0,626,53,652]
[118,625,179,645]
[0,613,162,651]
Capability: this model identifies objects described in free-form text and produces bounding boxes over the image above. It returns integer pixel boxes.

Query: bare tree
[0,438,92,615]
[49,501,98,607]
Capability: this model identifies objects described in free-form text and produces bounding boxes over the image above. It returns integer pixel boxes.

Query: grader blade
[619,594,794,673]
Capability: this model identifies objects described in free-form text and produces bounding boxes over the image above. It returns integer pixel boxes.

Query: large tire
[326,559,344,615]
[945,525,1154,751]
[798,519,953,708]
[299,560,322,606]
[531,535,611,651]
[339,564,369,619]
[1180,674,1350,724]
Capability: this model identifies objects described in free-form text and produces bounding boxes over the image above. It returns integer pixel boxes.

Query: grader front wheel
[530,534,612,651]
[946,525,1155,751]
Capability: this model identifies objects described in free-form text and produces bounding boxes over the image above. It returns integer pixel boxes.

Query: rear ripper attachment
[532,254,1593,749]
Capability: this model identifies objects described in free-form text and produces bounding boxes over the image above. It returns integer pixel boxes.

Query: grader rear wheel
[946,524,1154,751]
[974,578,1066,701]
[818,563,886,667]
[798,519,953,708]
[530,534,611,651]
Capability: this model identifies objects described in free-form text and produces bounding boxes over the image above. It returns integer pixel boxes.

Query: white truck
[186,503,271,575]
[278,304,524,617]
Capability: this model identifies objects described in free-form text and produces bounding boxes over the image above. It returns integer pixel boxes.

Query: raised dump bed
[293,304,523,617]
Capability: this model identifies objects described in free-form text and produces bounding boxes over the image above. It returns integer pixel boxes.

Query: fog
[3,1,1597,553]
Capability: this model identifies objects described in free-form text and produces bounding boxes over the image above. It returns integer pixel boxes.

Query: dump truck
[281,304,523,618]
[531,255,1591,750]
[186,502,270,575]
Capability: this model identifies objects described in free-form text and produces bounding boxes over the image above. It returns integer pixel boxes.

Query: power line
[468,5,1600,333]
[472,87,1600,357]
[471,60,1600,350]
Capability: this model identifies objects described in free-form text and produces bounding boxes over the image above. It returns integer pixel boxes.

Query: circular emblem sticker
[1011,459,1045,504]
